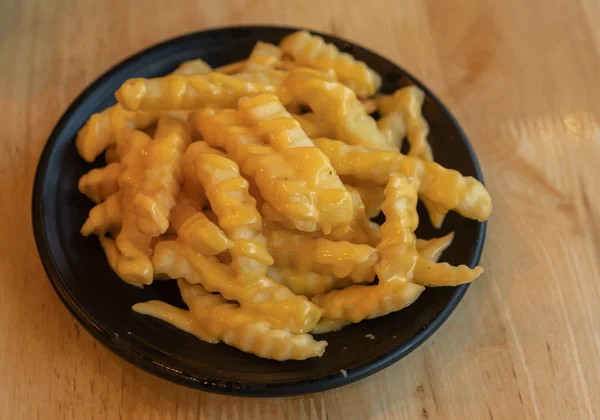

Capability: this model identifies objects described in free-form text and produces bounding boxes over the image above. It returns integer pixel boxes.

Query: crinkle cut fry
[134,116,191,237]
[133,300,219,343]
[378,86,447,227]
[312,281,425,324]
[115,73,277,112]
[312,174,425,323]
[376,174,419,284]
[76,104,158,162]
[112,129,154,286]
[244,41,282,71]
[392,86,448,227]
[76,59,213,164]
[265,228,377,284]
[170,193,233,256]
[177,280,326,360]
[80,192,122,236]
[192,108,319,232]
[268,266,355,298]
[413,232,484,286]
[313,138,492,222]
[413,259,484,287]
[238,93,353,234]
[286,78,393,151]
[191,150,273,279]
[151,240,321,334]
[416,233,455,262]
[280,30,381,97]
[78,162,122,204]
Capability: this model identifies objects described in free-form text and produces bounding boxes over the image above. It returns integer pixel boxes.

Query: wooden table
[2,0,599,418]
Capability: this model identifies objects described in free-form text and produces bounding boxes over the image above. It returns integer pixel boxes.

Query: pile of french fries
[76,31,492,360]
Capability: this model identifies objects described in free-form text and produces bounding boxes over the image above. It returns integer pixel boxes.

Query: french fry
[192,151,273,279]
[78,163,122,204]
[312,174,425,322]
[280,30,381,97]
[193,108,319,232]
[265,228,377,283]
[76,105,157,162]
[115,73,276,111]
[313,138,492,222]
[267,267,354,298]
[134,116,191,237]
[80,192,122,236]
[170,193,233,256]
[238,93,353,233]
[112,129,154,286]
[151,240,321,334]
[244,41,282,71]
[286,78,394,150]
[176,280,326,360]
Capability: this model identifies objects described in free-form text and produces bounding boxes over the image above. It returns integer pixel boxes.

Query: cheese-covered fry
[416,233,454,262]
[115,73,276,112]
[287,79,393,150]
[312,281,424,323]
[239,93,353,233]
[193,108,319,232]
[413,232,483,286]
[151,240,321,333]
[268,267,355,298]
[76,104,157,162]
[133,300,218,342]
[170,193,232,256]
[177,280,326,360]
[134,116,191,237]
[244,42,282,71]
[80,192,122,236]
[280,30,381,97]
[113,129,154,286]
[171,58,212,76]
[313,138,493,222]
[380,86,432,159]
[311,174,425,322]
[378,87,447,227]
[413,259,484,287]
[192,151,273,279]
[376,174,419,283]
[265,228,377,284]
[78,162,122,204]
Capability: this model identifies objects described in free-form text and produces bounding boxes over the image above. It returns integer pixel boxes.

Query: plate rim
[32,24,487,397]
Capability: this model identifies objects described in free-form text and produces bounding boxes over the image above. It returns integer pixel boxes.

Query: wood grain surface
[1,0,599,418]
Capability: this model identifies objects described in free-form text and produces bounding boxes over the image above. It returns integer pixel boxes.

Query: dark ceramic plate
[32,25,486,397]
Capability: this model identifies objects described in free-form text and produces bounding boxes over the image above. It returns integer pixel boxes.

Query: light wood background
[2,0,599,418]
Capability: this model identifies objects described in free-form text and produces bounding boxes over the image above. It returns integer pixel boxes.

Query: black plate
[32,25,486,397]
